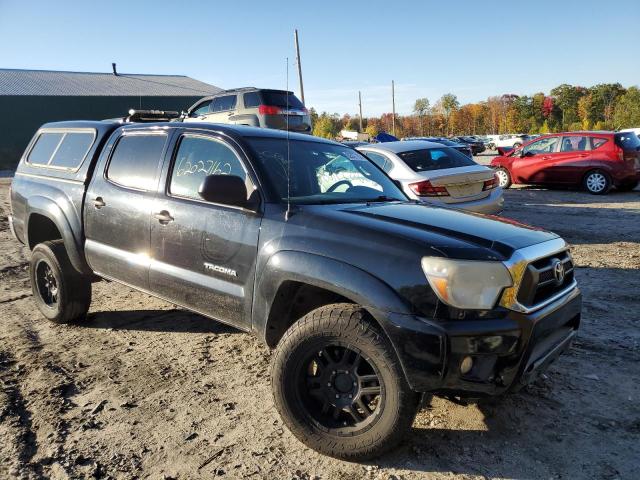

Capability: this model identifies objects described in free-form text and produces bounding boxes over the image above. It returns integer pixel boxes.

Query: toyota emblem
[552,259,565,284]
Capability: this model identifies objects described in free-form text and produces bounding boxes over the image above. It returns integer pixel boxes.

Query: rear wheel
[30,240,92,324]
[495,167,512,189]
[583,170,611,195]
[271,304,419,460]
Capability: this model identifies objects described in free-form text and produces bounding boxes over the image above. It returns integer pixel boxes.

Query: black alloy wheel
[298,344,384,434]
[35,259,59,307]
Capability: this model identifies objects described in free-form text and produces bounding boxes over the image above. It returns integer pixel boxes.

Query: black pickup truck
[9,119,581,460]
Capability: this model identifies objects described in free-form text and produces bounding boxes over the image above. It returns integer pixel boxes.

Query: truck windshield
[398,147,477,172]
[246,137,407,205]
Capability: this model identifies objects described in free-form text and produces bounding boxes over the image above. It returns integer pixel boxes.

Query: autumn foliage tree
[310,82,639,140]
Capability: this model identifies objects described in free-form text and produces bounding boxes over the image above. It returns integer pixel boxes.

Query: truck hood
[307,202,558,259]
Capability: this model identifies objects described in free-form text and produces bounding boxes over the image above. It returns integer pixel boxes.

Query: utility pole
[391,80,396,136]
[294,29,305,105]
[358,91,363,132]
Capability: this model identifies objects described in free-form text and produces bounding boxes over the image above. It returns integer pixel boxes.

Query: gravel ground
[0,176,639,480]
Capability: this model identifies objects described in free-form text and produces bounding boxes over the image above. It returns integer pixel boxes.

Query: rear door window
[212,95,237,112]
[107,134,167,190]
[560,136,589,152]
[397,147,476,172]
[591,138,608,149]
[28,132,64,165]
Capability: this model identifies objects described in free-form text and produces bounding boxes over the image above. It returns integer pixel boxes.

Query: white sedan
[357,141,504,215]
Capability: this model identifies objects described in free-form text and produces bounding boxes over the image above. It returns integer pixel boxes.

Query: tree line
[311,83,640,139]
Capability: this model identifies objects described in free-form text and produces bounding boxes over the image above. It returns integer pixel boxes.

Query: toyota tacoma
[9,118,581,460]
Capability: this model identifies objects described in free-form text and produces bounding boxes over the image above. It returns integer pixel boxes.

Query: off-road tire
[30,240,92,323]
[271,303,419,460]
[583,170,611,195]
[495,167,512,189]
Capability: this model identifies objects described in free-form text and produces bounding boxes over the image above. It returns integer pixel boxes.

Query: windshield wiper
[366,195,404,203]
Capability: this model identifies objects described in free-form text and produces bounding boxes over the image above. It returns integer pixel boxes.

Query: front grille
[516,251,575,308]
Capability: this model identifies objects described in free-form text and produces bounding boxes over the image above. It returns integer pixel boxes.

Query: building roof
[0,68,222,97]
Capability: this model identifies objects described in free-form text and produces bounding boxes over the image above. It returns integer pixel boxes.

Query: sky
[1,0,639,116]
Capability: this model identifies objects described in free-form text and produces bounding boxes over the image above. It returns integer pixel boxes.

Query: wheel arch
[26,196,91,275]
[254,251,412,349]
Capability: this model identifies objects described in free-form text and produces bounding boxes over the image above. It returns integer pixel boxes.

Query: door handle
[153,210,174,224]
[93,197,106,209]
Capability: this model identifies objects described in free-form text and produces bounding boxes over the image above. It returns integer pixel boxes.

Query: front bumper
[376,286,581,395]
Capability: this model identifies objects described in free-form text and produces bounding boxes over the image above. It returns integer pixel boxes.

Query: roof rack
[124,109,180,123]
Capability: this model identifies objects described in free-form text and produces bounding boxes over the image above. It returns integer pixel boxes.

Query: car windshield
[261,91,305,110]
[398,147,477,172]
[246,137,407,205]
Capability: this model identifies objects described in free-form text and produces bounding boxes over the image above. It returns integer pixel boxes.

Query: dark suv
[10,121,581,460]
[183,87,311,133]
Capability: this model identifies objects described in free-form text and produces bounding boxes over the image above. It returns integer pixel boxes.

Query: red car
[490,132,640,194]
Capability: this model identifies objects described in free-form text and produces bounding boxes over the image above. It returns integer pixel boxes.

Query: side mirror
[198,175,248,208]
[519,149,526,158]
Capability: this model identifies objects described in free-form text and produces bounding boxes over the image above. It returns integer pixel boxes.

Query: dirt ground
[0,176,639,480]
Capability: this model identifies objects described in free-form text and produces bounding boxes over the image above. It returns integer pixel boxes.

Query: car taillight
[258,105,281,115]
[409,180,449,197]
[616,145,625,162]
[483,174,498,191]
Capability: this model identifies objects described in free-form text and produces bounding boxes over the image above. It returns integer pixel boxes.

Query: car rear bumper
[420,188,504,215]
[374,286,581,395]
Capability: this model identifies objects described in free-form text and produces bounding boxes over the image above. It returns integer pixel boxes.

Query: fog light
[460,356,474,375]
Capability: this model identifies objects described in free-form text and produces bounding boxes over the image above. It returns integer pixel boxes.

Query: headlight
[421,257,512,310]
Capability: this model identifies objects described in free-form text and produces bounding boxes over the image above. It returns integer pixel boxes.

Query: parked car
[451,136,486,155]
[494,134,530,149]
[11,120,580,460]
[357,141,503,214]
[620,127,640,137]
[484,134,500,150]
[183,87,311,133]
[491,132,640,194]
[403,136,473,157]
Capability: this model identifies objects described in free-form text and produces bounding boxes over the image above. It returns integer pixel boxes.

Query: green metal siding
[0,95,202,170]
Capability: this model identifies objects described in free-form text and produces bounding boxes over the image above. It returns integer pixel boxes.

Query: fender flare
[26,196,91,275]
[254,251,412,337]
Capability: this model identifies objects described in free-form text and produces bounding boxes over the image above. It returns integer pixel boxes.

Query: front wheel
[495,167,512,189]
[583,170,611,195]
[271,304,419,460]
[30,240,92,323]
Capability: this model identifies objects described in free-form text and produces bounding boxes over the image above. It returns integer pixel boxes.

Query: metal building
[0,67,221,170]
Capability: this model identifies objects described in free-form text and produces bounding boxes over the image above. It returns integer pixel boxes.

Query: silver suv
[183,87,311,133]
